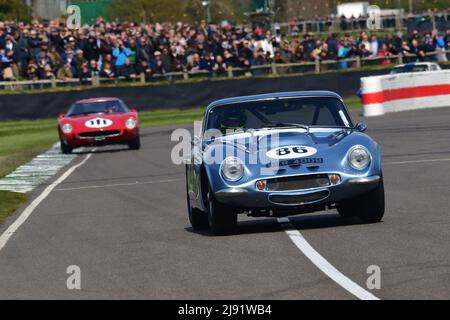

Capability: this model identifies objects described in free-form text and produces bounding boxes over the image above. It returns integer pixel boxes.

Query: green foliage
[0,191,27,225]
[0,0,30,22]
[108,0,185,23]
[108,0,250,23]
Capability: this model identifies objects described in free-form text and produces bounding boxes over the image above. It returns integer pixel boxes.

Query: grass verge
[0,96,361,224]
[0,191,28,225]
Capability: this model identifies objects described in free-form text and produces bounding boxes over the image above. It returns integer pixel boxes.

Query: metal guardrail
[0,49,449,91]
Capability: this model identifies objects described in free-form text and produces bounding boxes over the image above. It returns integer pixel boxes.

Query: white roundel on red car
[266,146,317,159]
[85,118,113,128]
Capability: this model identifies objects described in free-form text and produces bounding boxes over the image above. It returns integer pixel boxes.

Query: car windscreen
[67,100,128,116]
[205,97,352,135]
[390,65,428,74]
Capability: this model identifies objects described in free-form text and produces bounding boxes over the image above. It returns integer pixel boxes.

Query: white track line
[54,178,182,192]
[384,158,450,166]
[277,217,380,300]
[0,151,94,252]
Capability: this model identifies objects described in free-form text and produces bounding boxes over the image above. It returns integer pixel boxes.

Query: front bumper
[214,174,380,209]
[62,128,139,147]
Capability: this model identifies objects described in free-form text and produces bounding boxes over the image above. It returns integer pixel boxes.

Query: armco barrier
[361,70,450,117]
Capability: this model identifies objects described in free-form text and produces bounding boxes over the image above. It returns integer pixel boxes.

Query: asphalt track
[1,107,450,299]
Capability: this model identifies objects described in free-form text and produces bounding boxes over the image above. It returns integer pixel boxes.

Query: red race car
[58,97,140,154]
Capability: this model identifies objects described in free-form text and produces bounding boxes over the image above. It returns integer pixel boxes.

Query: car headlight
[125,118,137,129]
[62,123,72,134]
[348,146,371,170]
[220,157,244,181]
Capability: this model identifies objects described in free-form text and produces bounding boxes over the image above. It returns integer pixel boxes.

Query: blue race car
[185,91,384,235]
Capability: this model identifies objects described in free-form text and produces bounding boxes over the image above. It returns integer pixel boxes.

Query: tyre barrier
[361,70,450,117]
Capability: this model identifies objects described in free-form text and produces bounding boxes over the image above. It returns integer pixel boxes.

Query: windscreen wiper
[263,122,310,132]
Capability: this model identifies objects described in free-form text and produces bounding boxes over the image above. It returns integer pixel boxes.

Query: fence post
[140,72,146,83]
[51,77,57,88]
[227,66,233,78]
[315,59,320,73]
[91,76,100,86]
[271,63,277,75]
[397,53,403,64]
[356,56,361,68]
[183,71,189,80]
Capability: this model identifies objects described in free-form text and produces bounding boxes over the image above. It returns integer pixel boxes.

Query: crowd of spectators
[0,17,450,81]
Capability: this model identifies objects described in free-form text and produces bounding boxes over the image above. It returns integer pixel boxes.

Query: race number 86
[276,146,308,156]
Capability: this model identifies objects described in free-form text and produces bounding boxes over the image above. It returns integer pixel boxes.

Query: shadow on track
[75,147,133,155]
[186,212,368,237]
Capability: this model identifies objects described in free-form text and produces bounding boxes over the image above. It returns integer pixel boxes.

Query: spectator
[27,30,41,60]
[410,39,425,61]
[377,43,393,65]
[49,28,65,55]
[153,51,166,75]
[370,35,379,58]
[118,57,136,80]
[0,17,446,82]
[274,50,286,64]
[258,31,275,58]
[136,59,153,80]
[26,59,39,80]
[48,45,61,73]
[212,54,227,75]
[199,52,215,72]
[88,59,100,77]
[36,50,53,79]
[78,61,90,80]
[112,40,131,73]
[83,36,100,62]
[338,40,350,69]
[57,62,73,80]
[74,49,86,77]
[302,32,316,60]
[100,62,115,78]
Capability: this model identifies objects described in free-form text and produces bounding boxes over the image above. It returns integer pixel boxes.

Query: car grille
[269,190,329,205]
[266,174,330,191]
[78,130,121,138]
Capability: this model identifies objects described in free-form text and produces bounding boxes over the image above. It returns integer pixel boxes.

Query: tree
[108,0,186,23]
[0,0,31,22]
[109,0,250,23]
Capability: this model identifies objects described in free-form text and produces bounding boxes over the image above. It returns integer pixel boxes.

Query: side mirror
[355,122,367,132]
[58,113,65,119]
[191,135,200,146]
[130,108,137,113]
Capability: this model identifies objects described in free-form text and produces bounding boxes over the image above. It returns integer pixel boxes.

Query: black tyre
[337,177,385,223]
[186,189,209,231]
[128,136,141,150]
[207,190,237,236]
[60,140,73,154]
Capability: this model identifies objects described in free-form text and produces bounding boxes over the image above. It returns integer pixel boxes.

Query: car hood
[202,127,380,180]
[59,113,133,131]
[206,128,353,155]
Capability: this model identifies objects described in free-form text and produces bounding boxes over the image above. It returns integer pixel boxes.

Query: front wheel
[128,136,141,150]
[60,140,73,154]
[337,177,385,223]
[187,190,209,231]
[207,191,237,236]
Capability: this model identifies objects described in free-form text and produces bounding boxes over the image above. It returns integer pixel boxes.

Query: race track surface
[1,108,450,299]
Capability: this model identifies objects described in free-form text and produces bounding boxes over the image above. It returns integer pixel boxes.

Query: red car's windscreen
[67,100,128,116]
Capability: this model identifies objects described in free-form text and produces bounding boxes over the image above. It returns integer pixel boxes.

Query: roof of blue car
[206,91,343,111]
